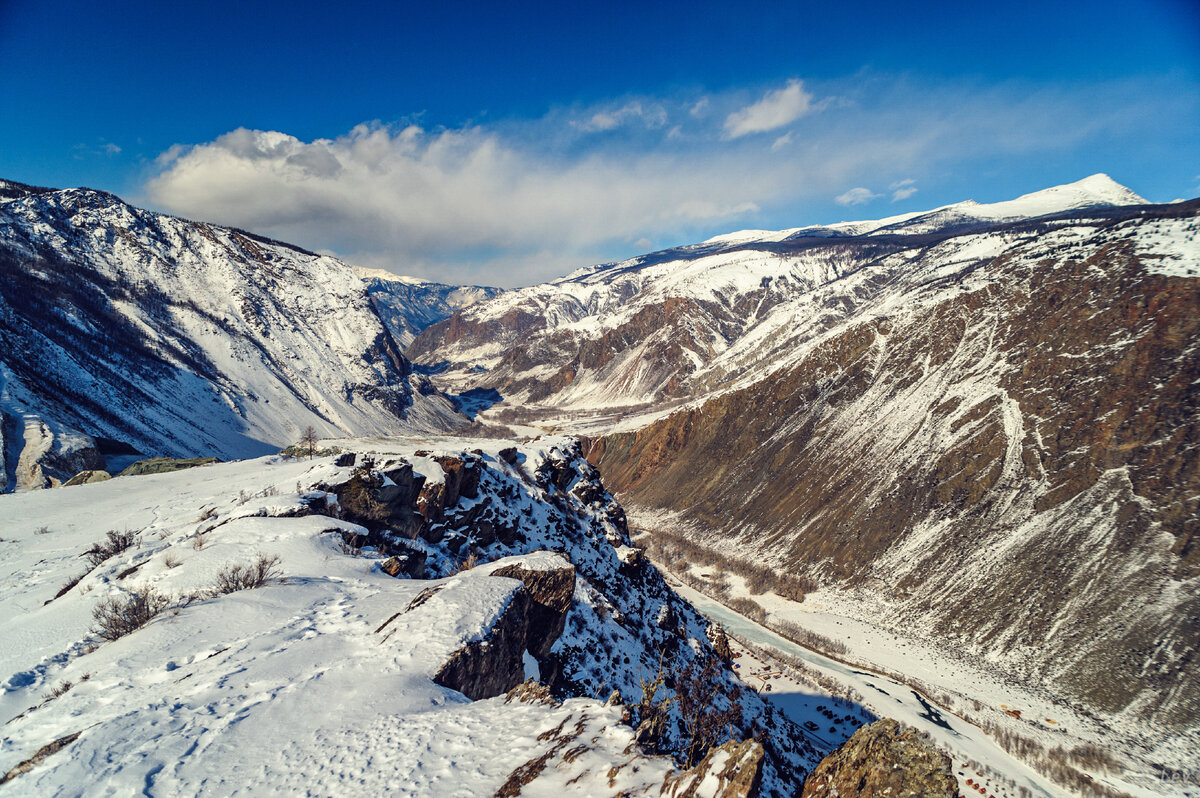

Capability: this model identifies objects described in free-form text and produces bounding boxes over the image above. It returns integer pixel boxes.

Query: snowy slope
[356,267,501,347]
[0,437,819,796]
[0,186,465,491]
[407,175,1176,421]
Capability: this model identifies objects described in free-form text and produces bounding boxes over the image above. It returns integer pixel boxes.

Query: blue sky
[2,0,1198,286]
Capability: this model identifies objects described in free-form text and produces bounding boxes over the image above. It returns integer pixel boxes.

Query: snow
[0,188,466,489]
[0,439,814,795]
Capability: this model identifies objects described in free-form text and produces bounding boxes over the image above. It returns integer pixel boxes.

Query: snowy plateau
[0,175,1198,797]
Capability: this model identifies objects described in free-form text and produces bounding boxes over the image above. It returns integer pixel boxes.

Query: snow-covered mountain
[406,174,1175,417]
[356,268,501,347]
[0,438,821,795]
[408,177,1200,758]
[0,185,466,491]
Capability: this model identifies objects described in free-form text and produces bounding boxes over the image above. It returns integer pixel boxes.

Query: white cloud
[889,178,917,201]
[723,79,814,139]
[146,122,789,286]
[576,102,667,132]
[835,187,880,206]
[142,75,1185,287]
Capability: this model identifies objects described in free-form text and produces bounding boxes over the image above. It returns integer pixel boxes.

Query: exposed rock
[118,457,219,477]
[662,738,766,798]
[379,547,426,579]
[490,559,575,659]
[800,719,955,798]
[63,469,112,487]
[333,452,356,467]
[433,587,531,700]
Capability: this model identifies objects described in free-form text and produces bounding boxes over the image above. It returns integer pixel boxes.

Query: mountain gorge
[1,173,1196,797]
[407,177,1200,758]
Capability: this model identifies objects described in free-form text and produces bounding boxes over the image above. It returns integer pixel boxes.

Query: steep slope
[356,267,501,347]
[0,186,464,491]
[588,205,1200,735]
[408,177,1198,760]
[0,438,818,796]
[407,175,1160,419]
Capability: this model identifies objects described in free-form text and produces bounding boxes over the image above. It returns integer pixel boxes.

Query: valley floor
[644,546,1198,798]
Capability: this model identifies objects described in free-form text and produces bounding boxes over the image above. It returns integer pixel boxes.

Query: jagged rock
[662,738,765,798]
[708,624,733,664]
[333,452,356,467]
[800,719,956,798]
[379,548,426,579]
[433,587,531,700]
[498,446,519,465]
[434,557,576,700]
[490,559,575,660]
[63,469,112,487]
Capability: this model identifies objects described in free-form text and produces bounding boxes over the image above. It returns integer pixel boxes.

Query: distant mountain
[0,184,464,491]
[356,268,501,348]
[409,177,1200,743]
[407,174,1172,415]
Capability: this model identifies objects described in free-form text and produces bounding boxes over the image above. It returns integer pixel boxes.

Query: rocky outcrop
[63,469,111,486]
[434,587,533,700]
[118,457,219,477]
[800,719,955,798]
[662,738,766,798]
[435,557,576,700]
[490,561,575,660]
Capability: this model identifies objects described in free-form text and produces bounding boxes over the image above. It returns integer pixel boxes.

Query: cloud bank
[144,75,1186,287]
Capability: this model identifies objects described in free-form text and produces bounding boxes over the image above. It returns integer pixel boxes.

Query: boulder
[662,738,765,798]
[800,718,956,798]
[433,588,531,700]
[63,469,112,487]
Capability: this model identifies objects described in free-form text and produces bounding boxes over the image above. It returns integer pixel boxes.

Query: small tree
[299,426,319,459]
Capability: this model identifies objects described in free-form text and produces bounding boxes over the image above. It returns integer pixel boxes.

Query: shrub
[84,529,139,567]
[213,554,282,594]
[92,585,170,640]
[54,571,88,600]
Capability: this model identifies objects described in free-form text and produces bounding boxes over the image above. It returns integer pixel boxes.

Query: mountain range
[1,172,1196,796]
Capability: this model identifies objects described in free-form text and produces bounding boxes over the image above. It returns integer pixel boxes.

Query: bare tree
[299,426,319,459]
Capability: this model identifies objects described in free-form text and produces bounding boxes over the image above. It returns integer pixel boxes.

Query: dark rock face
[490,562,575,660]
[434,587,532,701]
[434,560,576,700]
[800,719,955,798]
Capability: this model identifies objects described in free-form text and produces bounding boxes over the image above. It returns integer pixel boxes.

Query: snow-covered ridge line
[0,183,470,492]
